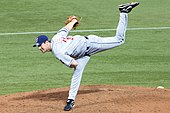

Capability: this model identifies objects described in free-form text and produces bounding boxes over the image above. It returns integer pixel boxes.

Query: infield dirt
[0,85,170,113]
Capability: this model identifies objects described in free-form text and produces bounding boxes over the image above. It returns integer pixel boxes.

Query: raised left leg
[86,13,128,56]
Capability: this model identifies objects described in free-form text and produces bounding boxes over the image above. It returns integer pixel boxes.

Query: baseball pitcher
[33,2,139,111]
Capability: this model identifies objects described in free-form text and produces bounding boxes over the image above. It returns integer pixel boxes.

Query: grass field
[0,0,170,95]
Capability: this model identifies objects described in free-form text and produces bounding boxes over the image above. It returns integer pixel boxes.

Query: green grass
[0,0,170,95]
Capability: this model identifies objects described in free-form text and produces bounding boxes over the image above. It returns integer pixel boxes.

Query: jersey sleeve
[51,27,73,67]
[56,27,69,37]
[57,53,74,67]
[52,49,74,67]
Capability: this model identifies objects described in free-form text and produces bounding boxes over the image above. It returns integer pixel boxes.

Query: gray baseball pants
[68,13,128,100]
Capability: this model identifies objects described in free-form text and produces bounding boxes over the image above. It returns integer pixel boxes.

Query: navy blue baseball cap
[33,35,49,47]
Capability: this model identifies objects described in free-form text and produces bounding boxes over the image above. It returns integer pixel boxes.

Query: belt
[84,36,90,56]
[84,52,90,57]
[85,36,89,39]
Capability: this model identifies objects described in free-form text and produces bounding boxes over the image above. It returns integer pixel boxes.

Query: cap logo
[33,35,48,47]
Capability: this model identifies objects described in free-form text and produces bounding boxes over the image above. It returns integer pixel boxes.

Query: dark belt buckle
[85,36,88,39]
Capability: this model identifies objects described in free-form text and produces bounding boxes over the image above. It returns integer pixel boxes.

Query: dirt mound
[0,85,170,113]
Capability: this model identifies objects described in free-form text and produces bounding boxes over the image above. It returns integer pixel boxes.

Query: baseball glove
[65,16,79,30]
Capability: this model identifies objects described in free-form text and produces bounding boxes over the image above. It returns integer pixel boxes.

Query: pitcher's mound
[0,85,170,113]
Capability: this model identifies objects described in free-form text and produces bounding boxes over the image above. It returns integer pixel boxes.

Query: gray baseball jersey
[51,13,128,100]
[51,29,89,67]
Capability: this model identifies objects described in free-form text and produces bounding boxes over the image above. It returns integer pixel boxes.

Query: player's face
[38,42,50,53]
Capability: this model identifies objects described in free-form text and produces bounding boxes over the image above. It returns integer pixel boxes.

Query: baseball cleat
[64,99,75,111]
[119,2,139,13]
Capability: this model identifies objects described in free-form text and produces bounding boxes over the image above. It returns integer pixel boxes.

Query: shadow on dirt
[13,89,103,101]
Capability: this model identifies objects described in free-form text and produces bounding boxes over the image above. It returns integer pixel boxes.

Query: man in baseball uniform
[33,2,139,111]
